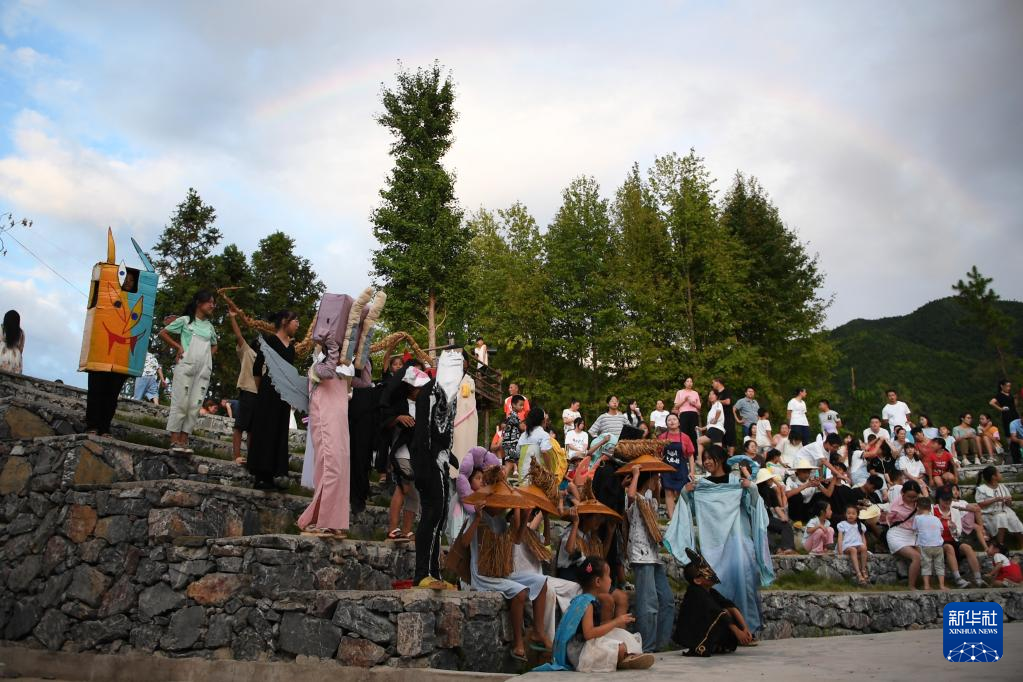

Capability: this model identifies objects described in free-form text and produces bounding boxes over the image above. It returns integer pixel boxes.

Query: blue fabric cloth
[533,593,597,672]
[664,475,774,634]
[634,562,674,652]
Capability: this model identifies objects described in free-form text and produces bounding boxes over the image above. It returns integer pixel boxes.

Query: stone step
[960,480,1023,497]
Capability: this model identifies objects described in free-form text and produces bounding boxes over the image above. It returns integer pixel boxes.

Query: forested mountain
[829,298,1023,430]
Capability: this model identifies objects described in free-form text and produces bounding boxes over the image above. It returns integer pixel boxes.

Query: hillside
[829,297,1023,430]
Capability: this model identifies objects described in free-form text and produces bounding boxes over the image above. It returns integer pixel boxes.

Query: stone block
[216,557,243,573]
[206,613,233,648]
[4,598,42,639]
[67,565,111,607]
[72,614,131,649]
[161,605,205,651]
[33,608,69,650]
[5,406,55,438]
[138,582,185,618]
[396,612,436,657]
[186,573,249,606]
[168,560,215,589]
[98,576,137,617]
[337,636,388,667]
[0,456,32,495]
[279,612,342,659]
[33,446,64,475]
[72,449,116,486]
[7,555,42,592]
[460,618,504,671]
[333,601,396,644]
[130,623,163,652]
[436,602,463,648]
[39,572,72,609]
[96,492,150,517]
[148,508,214,541]
[158,490,203,507]
[65,504,98,543]
[94,515,132,544]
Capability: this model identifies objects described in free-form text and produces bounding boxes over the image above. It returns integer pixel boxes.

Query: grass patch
[116,413,167,430]
[765,571,908,592]
[118,430,171,449]
[286,481,313,498]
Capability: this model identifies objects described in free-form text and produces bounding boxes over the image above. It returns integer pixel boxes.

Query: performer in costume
[246,310,299,489]
[672,548,755,656]
[80,229,158,435]
[452,358,479,463]
[160,290,218,452]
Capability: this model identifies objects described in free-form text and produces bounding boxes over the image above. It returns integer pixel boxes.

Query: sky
[1,0,1021,387]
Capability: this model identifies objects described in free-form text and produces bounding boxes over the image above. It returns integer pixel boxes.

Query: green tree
[371,62,468,351]
[204,243,255,396]
[250,231,325,336]
[953,266,1013,376]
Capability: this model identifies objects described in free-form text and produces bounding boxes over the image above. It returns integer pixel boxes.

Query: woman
[895,443,928,495]
[785,388,811,446]
[0,310,24,374]
[697,389,725,460]
[756,468,797,555]
[845,436,868,486]
[917,415,940,441]
[976,414,1001,464]
[565,417,590,463]
[517,407,553,481]
[990,379,1020,462]
[673,377,701,450]
[952,413,983,465]
[625,400,644,429]
[779,428,803,468]
[933,488,985,588]
[884,479,922,590]
[246,310,299,489]
[160,290,218,453]
[890,427,908,460]
[659,413,696,520]
[974,466,1023,547]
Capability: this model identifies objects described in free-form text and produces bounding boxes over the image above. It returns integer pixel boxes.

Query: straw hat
[793,458,817,471]
[574,499,623,521]
[516,483,559,515]
[858,504,881,520]
[755,468,781,485]
[615,454,676,475]
[460,480,537,510]
[614,439,665,461]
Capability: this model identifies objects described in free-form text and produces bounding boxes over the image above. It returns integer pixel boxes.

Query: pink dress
[298,377,350,531]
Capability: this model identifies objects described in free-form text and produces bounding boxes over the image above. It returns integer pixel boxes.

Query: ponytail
[182,289,214,323]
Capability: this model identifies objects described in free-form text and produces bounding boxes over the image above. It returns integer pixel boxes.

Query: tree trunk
[428,290,437,361]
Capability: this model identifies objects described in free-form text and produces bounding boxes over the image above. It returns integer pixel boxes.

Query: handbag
[443,519,472,584]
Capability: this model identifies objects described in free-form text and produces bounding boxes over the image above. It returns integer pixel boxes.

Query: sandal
[387,528,408,541]
[405,530,415,540]
[511,649,527,662]
[619,653,655,670]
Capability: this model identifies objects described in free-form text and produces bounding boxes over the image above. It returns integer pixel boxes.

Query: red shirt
[658,431,695,456]
[996,562,1022,583]
[925,450,954,478]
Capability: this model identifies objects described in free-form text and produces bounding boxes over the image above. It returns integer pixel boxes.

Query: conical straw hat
[615,453,676,475]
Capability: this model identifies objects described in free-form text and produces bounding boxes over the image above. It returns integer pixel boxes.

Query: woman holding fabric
[160,290,218,453]
[246,310,299,489]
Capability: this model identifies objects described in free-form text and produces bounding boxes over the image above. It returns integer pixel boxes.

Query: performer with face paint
[672,548,755,656]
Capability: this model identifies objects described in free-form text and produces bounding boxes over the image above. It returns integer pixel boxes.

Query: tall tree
[371,62,468,352]
[250,231,325,336]
[953,266,1013,376]
[204,243,255,396]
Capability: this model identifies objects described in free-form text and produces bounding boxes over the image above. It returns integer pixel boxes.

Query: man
[133,351,165,404]
[990,380,1020,464]
[817,399,842,436]
[227,310,258,465]
[881,389,912,433]
[862,415,891,444]
[588,395,629,439]
[503,383,530,421]
[711,378,735,449]
[732,387,759,438]
[562,399,582,436]
[796,432,843,479]
[649,399,670,434]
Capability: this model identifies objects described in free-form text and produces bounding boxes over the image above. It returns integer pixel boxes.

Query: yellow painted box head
[78,229,159,377]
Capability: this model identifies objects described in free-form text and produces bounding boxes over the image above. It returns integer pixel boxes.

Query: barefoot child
[837,505,870,584]
[538,556,652,672]
[913,497,947,590]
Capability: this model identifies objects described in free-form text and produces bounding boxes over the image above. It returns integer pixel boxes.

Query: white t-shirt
[806,517,830,532]
[797,441,828,466]
[787,398,809,426]
[837,520,865,549]
[650,410,670,429]
[755,419,773,448]
[565,429,589,456]
[913,514,944,547]
[394,399,417,461]
[562,408,581,434]
[786,476,816,503]
[991,552,1010,569]
[707,402,725,432]
[862,427,891,444]
[896,455,924,479]
[882,401,912,430]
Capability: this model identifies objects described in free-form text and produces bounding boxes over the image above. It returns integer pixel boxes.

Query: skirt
[982,511,1023,536]
[886,525,917,554]
[568,628,643,673]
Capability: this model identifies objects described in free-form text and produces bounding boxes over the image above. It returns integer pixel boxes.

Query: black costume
[347,364,378,515]
[85,371,128,435]
[246,333,295,487]
[673,548,740,657]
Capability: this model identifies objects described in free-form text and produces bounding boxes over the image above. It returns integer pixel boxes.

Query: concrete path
[518,623,1023,681]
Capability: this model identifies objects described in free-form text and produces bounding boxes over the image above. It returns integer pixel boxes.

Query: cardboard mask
[78,228,158,377]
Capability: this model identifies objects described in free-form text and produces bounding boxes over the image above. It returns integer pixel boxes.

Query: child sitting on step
[836,505,870,585]
[985,540,1023,586]
[803,499,834,554]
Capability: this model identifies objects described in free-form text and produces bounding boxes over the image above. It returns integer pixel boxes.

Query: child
[985,541,1023,586]
[939,425,955,455]
[764,449,787,480]
[626,464,675,653]
[803,499,834,554]
[755,408,773,455]
[501,395,526,479]
[818,400,842,436]
[672,548,755,657]
[913,497,947,590]
[540,556,651,672]
[836,505,869,584]
[557,504,629,620]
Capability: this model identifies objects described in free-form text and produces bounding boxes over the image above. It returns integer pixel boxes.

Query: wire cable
[5,230,88,297]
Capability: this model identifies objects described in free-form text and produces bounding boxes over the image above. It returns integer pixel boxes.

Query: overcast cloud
[1,0,1021,386]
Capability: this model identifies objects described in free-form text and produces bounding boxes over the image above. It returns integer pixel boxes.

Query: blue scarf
[532,593,597,672]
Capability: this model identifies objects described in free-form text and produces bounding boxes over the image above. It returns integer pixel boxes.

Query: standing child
[502,395,525,479]
[836,505,870,585]
[625,463,675,653]
[539,556,651,672]
[755,409,773,455]
[160,290,218,453]
[913,497,947,590]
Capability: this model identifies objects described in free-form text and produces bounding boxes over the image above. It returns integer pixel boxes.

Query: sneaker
[974,577,985,588]
[619,653,655,670]
[955,576,970,589]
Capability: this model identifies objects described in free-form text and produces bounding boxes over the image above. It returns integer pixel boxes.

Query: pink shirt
[674,388,701,414]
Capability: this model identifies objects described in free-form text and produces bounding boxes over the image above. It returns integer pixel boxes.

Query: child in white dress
[836,505,869,585]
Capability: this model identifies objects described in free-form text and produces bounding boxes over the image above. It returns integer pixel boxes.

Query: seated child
[836,505,869,585]
[538,556,652,672]
[672,548,755,656]
[803,499,834,554]
[986,540,1023,586]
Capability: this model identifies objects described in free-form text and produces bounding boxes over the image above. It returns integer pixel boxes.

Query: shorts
[942,540,965,563]
[234,390,258,432]
[134,375,159,401]
[919,545,945,577]
[708,428,724,445]
[394,459,420,514]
